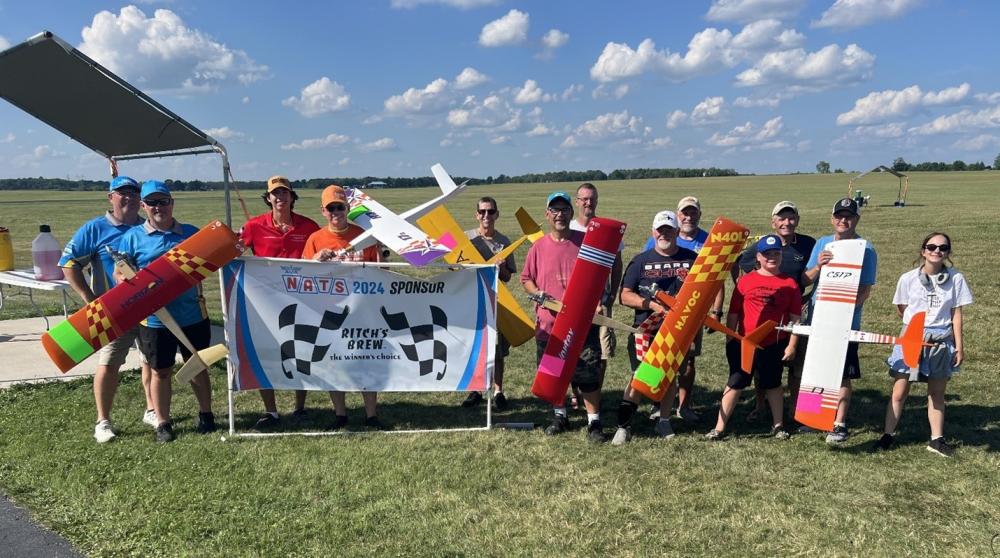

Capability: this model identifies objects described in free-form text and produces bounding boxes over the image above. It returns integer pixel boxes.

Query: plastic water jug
[0,227,13,271]
[32,224,63,280]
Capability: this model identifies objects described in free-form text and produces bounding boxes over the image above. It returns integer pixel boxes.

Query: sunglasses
[924,243,951,253]
[143,198,173,207]
[477,209,497,216]
[326,203,347,212]
[113,188,140,197]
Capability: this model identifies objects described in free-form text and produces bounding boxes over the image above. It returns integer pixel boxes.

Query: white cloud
[952,134,1000,151]
[706,116,786,149]
[542,29,569,49]
[490,135,511,144]
[439,138,455,147]
[447,94,529,133]
[591,84,630,100]
[1,132,14,143]
[813,0,923,30]
[78,6,267,94]
[589,20,803,83]
[733,95,783,108]
[0,36,10,51]
[33,145,52,158]
[338,157,351,166]
[561,110,644,148]
[454,67,489,89]
[470,149,481,157]
[280,133,351,150]
[647,137,673,149]
[241,96,251,104]
[666,110,688,129]
[479,9,529,47]
[384,78,453,115]
[391,0,500,8]
[526,124,557,137]
[735,43,875,90]
[974,92,1000,104]
[854,122,907,138]
[281,77,350,117]
[514,80,553,104]
[691,96,727,124]
[12,144,64,168]
[796,139,811,152]
[837,83,970,125]
[909,105,1000,135]
[204,126,245,140]
[706,0,804,22]
[561,84,584,101]
[360,137,397,152]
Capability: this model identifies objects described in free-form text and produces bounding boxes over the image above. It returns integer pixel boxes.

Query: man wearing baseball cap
[733,201,817,420]
[300,184,383,430]
[801,197,878,443]
[612,210,700,444]
[239,176,321,430]
[59,175,155,443]
[521,191,607,442]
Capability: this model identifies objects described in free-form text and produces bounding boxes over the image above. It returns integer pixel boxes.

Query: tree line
[0,167,739,191]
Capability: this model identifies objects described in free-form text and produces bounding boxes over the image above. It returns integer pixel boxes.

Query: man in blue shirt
[802,197,878,444]
[117,180,215,442]
[59,176,154,443]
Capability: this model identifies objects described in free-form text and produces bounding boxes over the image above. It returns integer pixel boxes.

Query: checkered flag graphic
[380,305,448,380]
[277,304,351,378]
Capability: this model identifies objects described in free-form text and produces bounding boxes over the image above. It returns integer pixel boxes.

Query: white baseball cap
[652,210,679,230]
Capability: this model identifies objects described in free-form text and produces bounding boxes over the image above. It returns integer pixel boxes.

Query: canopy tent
[0,31,235,225]
[847,165,910,207]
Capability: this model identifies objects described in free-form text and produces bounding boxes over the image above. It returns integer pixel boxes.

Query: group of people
[63,177,973,456]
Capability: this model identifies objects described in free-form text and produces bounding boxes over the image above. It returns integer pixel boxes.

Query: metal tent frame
[847,165,910,207]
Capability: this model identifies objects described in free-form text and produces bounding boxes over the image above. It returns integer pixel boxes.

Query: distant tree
[834,168,844,173]
[952,160,967,171]
[816,161,831,174]
[892,157,910,172]
[994,152,1000,170]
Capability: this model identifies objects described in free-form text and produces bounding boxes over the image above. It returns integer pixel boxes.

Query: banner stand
[221,260,497,438]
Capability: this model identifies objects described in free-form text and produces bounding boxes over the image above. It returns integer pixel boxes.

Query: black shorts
[139,319,212,370]
[535,327,602,393]
[497,332,510,358]
[726,338,787,390]
[843,342,861,380]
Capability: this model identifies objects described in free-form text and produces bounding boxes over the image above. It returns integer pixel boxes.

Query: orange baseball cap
[321,185,348,207]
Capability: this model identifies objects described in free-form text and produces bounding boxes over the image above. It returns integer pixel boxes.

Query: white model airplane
[347,163,467,266]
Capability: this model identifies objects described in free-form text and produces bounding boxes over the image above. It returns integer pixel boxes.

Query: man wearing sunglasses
[116,181,217,442]
[301,185,383,429]
[239,176,320,430]
[59,175,155,443]
[521,192,606,442]
[802,197,878,444]
[460,196,517,410]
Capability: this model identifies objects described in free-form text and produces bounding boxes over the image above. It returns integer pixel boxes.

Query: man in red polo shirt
[239,176,320,429]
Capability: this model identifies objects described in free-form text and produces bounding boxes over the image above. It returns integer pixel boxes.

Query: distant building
[366,180,387,189]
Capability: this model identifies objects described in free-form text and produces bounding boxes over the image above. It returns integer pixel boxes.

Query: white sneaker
[142,410,158,429]
[94,420,116,443]
[611,427,631,446]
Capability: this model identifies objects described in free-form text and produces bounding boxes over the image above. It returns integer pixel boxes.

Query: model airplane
[416,205,538,347]
[631,217,764,401]
[533,217,626,406]
[527,292,639,334]
[346,163,468,266]
[774,238,929,431]
[41,221,242,373]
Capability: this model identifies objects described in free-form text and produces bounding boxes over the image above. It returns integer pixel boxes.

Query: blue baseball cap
[140,180,171,200]
[546,191,571,207]
[109,175,139,192]
[756,234,782,253]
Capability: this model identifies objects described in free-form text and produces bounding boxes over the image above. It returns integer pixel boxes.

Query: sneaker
[291,408,308,420]
[196,412,217,434]
[869,433,893,452]
[705,429,724,441]
[253,414,280,431]
[142,409,158,428]
[363,416,385,430]
[586,420,606,443]
[676,407,700,422]
[154,422,176,443]
[648,405,661,420]
[330,415,349,430]
[94,420,116,444]
[927,437,954,458]
[544,415,569,436]
[654,418,675,439]
[770,425,791,440]
[493,392,509,411]
[797,424,816,434]
[826,425,849,444]
[461,392,483,408]
[611,427,632,446]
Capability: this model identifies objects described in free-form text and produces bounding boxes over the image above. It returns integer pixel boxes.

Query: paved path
[0,495,82,558]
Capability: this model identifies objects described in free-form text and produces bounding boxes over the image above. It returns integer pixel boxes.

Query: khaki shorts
[597,305,617,360]
[97,326,145,368]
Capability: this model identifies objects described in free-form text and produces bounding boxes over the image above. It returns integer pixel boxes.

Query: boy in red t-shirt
[707,234,801,440]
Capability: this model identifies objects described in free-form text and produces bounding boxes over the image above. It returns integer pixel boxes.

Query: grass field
[0,171,998,557]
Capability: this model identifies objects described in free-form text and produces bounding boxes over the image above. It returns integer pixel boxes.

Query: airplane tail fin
[175,344,229,384]
[515,207,544,243]
[899,311,927,369]
[740,320,777,373]
[431,163,459,195]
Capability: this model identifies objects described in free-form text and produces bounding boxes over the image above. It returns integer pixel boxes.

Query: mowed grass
[1,171,998,557]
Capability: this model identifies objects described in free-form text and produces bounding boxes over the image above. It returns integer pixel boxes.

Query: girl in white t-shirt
[876,232,973,457]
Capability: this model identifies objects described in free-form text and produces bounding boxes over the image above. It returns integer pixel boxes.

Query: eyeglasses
[924,243,951,253]
[477,209,497,216]
[113,188,140,197]
[547,206,571,215]
[143,198,172,207]
[326,203,347,212]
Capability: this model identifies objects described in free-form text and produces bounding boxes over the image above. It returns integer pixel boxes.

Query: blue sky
[2,0,999,181]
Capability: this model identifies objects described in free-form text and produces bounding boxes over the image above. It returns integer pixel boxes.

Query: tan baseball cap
[772,201,798,216]
[677,196,701,212]
[267,176,292,193]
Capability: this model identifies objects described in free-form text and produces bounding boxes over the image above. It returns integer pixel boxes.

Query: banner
[222,257,496,392]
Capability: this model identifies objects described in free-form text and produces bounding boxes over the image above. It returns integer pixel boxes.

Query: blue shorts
[887,326,957,382]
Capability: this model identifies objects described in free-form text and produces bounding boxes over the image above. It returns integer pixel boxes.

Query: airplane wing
[515,207,544,243]
[345,187,450,266]
[529,294,639,334]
